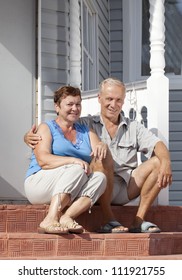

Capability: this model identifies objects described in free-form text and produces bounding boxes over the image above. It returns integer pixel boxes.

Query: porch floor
[0,204,182,259]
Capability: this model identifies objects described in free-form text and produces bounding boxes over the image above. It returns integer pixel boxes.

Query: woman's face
[56,95,82,123]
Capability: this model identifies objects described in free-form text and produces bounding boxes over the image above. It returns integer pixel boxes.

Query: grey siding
[109,0,123,80]
[41,0,69,121]
[94,0,110,82]
[169,90,182,205]
[41,0,110,120]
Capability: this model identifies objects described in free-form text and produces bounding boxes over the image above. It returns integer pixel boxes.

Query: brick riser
[0,205,182,259]
[1,232,182,259]
[1,205,182,233]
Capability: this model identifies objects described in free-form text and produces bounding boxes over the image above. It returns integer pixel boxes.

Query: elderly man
[24,78,172,233]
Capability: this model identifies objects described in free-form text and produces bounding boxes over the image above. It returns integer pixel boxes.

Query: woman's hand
[72,158,90,174]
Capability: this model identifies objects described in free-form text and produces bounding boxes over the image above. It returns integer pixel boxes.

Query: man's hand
[24,124,41,149]
[154,141,173,188]
[90,142,108,161]
[157,159,172,188]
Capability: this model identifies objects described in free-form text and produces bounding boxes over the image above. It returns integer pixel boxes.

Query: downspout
[37,0,42,124]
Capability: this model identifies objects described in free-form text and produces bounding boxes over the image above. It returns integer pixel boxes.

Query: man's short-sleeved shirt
[79,114,160,184]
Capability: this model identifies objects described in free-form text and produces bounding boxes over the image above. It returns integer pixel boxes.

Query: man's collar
[92,114,101,123]
[92,113,128,126]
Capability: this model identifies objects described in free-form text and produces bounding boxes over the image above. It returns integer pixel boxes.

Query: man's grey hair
[99,77,126,93]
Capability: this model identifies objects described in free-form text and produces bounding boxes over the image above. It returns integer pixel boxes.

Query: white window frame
[80,0,98,91]
[122,0,182,90]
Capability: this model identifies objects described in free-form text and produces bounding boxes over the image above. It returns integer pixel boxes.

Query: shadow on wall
[0,176,27,201]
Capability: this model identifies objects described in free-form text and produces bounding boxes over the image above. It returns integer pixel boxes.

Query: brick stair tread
[1,204,182,259]
[1,205,182,233]
[1,255,182,260]
[1,231,182,259]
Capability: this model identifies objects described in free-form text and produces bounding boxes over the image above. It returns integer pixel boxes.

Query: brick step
[1,205,182,259]
[1,231,182,259]
[0,204,182,233]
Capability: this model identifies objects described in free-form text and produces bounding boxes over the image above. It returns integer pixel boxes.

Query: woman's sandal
[38,223,68,234]
[60,220,84,234]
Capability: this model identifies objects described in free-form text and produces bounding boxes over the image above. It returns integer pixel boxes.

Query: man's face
[98,84,125,121]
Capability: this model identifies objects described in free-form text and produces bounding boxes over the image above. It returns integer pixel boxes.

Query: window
[141,0,150,76]
[81,0,98,91]
[165,0,182,76]
[123,0,182,89]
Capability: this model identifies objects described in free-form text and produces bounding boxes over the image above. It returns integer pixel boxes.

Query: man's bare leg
[91,151,128,232]
[127,156,161,232]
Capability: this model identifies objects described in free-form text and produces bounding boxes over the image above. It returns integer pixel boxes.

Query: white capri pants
[24,164,106,206]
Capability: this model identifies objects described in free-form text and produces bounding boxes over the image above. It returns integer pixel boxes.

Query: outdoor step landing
[0,204,182,259]
[1,231,182,259]
[0,204,182,233]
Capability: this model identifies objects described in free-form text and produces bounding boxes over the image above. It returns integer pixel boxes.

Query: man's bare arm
[153,141,172,188]
[24,124,42,149]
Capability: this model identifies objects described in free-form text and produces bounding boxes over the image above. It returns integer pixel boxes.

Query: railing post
[147,0,169,205]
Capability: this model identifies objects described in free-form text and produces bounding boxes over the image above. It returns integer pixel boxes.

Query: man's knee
[150,156,160,171]
[103,149,114,169]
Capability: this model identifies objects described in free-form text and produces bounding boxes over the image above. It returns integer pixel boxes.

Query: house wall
[0,0,36,200]
[110,0,123,80]
[41,0,70,122]
[94,0,110,82]
[169,90,182,205]
[41,0,110,121]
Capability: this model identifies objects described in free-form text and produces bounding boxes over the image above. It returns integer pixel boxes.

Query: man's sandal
[97,220,128,233]
[129,221,161,233]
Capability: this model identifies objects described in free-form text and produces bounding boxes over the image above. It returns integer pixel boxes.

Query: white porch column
[147,0,169,205]
[69,0,81,87]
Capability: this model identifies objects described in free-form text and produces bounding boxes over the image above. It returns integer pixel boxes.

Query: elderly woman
[24,86,107,234]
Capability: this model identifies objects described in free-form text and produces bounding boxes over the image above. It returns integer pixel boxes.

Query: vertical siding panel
[41,0,70,121]
[110,0,123,80]
[94,0,123,81]
[169,90,182,205]
[94,0,110,82]
[41,0,111,120]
